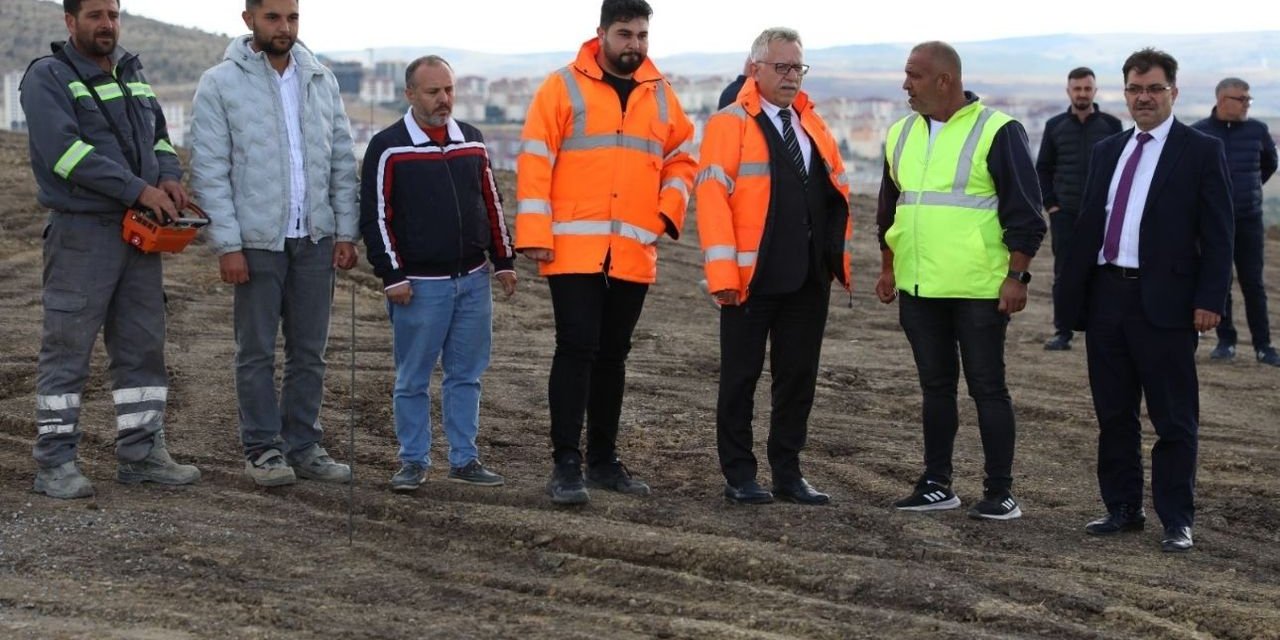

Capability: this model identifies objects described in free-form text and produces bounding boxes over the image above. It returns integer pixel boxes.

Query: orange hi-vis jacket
[696,78,853,303]
[515,39,696,284]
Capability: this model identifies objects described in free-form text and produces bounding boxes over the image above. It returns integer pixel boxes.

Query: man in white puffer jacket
[190,0,358,487]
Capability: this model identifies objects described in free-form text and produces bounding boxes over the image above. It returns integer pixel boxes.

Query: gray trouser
[234,237,334,459]
[35,212,167,467]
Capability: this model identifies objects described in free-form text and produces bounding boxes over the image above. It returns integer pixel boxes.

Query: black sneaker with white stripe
[968,491,1022,520]
[893,479,961,511]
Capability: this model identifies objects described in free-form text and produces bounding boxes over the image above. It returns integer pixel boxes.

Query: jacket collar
[571,38,662,84]
[402,109,464,146]
[56,39,134,78]
[226,35,324,78]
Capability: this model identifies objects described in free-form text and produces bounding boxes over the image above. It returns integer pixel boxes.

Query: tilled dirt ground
[0,130,1277,639]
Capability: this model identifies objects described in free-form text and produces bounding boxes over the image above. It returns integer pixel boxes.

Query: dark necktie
[1102,132,1154,263]
[779,108,806,180]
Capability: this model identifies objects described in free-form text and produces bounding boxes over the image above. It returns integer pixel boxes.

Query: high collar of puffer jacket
[224,35,323,78]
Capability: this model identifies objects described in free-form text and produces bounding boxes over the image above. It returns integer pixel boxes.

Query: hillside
[0,0,227,85]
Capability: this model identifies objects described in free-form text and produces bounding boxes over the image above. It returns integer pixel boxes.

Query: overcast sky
[108,0,1280,57]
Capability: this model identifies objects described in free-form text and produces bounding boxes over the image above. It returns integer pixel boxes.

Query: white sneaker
[245,449,296,487]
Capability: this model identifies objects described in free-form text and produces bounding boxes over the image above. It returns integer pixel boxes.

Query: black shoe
[1257,346,1280,367]
[1084,504,1145,535]
[546,459,589,505]
[586,460,651,496]
[1161,526,1193,552]
[1043,334,1072,351]
[893,478,960,511]
[1209,343,1236,360]
[772,477,830,505]
[967,490,1022,520]
[723,480,773,505]
[447,459,505,486]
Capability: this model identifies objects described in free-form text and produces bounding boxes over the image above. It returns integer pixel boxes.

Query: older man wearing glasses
[697,27,852,505]
[1192,78,1280,366]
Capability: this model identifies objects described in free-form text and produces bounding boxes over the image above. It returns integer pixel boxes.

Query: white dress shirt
[1097,115,1175,267]
[758,99,811,171]
[277,56,308,239]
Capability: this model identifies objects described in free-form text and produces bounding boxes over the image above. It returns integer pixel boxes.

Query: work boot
[33,460,94,499]
[289,444,352,483]
[245,449,296,487]
[117,432,201,485]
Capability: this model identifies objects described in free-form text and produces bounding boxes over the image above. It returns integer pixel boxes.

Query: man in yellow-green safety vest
[874,41,1046,521]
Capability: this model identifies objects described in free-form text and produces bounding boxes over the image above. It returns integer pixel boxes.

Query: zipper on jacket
[441,145,466,277]
[912,122,937,298]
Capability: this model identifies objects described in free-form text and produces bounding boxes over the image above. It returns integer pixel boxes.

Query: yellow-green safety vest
[884,101,1013,298]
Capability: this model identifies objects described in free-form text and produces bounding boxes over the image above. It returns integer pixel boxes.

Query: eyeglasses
[1123,84,1172,96]
[1223,95,1254,105]
[757,61,810,77]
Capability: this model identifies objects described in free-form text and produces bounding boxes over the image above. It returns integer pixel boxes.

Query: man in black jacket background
[1192,77,1280,366]
[1036,67,1123,351]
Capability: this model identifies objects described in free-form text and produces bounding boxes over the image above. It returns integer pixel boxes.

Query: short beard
[253,32,295,57]
[610,51,644,75]
[76,30,116,58]
[1072,99,1093,111]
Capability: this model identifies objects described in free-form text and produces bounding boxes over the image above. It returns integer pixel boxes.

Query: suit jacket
[1056,118,1234,331]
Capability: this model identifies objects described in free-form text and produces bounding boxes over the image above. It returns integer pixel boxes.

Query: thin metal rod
[347,275,356,546]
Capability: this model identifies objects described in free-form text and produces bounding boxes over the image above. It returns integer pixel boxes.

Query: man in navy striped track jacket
[359,55,517,492]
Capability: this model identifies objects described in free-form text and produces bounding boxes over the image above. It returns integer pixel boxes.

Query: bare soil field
[0,130,1277,639]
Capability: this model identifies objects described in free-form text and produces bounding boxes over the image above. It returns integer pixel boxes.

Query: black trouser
[1217,215,1271,349]
[547,273,648,466]
[898,293,1015,493]
[1049,209,1079,337]
[716,279,829,487]
[1086,268,1199,529]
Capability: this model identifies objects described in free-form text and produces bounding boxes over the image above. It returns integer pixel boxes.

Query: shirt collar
[758,98,793,121]
[278,54,297,81]
[1136,115,1175,142]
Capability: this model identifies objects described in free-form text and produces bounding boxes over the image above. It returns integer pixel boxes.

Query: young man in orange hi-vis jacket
[515,0,696,505]
[696,28,852,506]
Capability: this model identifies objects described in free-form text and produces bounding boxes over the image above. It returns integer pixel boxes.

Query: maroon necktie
[1102,132,1154,263]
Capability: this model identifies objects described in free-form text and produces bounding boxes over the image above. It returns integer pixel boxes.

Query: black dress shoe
[723,480,773,505]
[1084,504,1146,535]
[772,478,830,505]
[1161,526,1193,552]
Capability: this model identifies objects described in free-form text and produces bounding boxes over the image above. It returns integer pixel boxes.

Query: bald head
[911,41,962,79]
[902,40,966,120]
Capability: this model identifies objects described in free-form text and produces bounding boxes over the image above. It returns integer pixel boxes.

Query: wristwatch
[1007,270,1032,284]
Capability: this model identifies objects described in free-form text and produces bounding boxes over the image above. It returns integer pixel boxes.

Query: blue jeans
[388,269,492,468]
[898,293,1015,493]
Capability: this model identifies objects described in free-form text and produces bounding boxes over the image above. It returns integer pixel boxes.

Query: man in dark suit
[696,27,851,505]
[1055,48,1234,552]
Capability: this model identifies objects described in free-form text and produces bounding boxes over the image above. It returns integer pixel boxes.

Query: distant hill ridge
[0,0,228,85]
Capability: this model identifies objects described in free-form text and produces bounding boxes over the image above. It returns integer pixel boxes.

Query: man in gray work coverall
[21,0,201,499]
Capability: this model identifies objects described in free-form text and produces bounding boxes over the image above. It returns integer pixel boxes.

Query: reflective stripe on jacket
[884,101,1012,299]
[514,39,696,284]
[695,78,852,303]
